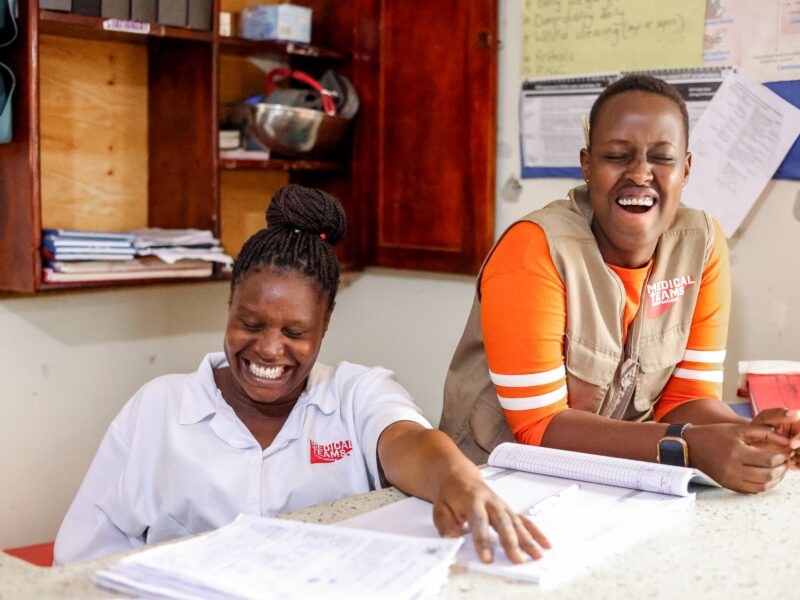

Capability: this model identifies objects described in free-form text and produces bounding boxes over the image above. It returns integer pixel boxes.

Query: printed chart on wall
[519,67,731,179]
[703,0,800,180]
[520,0,800,184]
[704,0,800,82]
[521,0,707,78]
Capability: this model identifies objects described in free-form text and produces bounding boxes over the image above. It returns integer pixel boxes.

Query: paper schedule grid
[488,443,715,497]
[94,514,463,600]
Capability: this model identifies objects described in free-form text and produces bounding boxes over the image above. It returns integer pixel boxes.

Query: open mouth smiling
[615,190,657,214]
[246,360,285,381]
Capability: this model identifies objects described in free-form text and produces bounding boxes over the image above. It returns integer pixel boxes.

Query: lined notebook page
[488,443,703,496]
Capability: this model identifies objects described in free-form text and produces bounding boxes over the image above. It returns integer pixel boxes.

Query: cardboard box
[39,0,72,11]
[240,3,311,43]
[130,0,156,22]
[101,0,129,18]
[187,0,212,31]
[72,0,100,16]
[157,0,187,27]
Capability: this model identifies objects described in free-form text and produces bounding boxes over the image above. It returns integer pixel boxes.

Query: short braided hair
[589,74,689,150]
[232,184,347,306]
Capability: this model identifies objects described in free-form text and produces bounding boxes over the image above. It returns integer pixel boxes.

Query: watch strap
[664,423,692,439]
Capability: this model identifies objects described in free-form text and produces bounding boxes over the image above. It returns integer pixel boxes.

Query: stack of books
[42,229,136,262]
[41,228,232,284]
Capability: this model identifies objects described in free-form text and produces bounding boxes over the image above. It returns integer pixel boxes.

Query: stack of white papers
[94,514,463,600]
[133,228,233,266]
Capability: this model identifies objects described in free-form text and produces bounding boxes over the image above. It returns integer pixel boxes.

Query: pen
[527,483,581,517]
[581,115,591,146]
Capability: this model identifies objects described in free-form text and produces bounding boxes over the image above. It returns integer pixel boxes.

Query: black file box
[131,0,156,22]
[102,0,129,18]
[187,0,211,30]
[72,0,100,15]
[157,0,187,27]
[39,0,72,11]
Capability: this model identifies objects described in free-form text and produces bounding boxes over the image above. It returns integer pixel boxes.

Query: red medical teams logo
[647,274,695,318]
[310,439,353,464]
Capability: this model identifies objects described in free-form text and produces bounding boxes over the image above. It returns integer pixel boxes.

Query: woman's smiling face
[580,90,691,268]
[223,267,331,410]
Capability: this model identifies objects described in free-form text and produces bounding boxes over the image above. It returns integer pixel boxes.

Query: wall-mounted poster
[521,0,706,78]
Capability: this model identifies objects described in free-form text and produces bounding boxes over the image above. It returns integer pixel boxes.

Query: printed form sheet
[682,70,800,236]
[95,515,462,600]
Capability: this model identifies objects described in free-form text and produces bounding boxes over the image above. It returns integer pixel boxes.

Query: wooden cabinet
[0,0,496,294]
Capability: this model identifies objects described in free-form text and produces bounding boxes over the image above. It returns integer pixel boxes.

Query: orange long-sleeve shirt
[480,219,730,446]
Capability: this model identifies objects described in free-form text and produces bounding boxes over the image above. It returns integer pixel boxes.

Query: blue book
[43,228,137,242]
[44,253,136,261]
[43,236,135,250]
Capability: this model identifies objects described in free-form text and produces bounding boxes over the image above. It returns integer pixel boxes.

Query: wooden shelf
[219,157,344,171]
[37,273,230,293]
[39,10,214,44]
[218,36,347,60]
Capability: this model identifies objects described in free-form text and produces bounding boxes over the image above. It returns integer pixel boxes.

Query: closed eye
[242,321,262,332]
[283,329,304,339]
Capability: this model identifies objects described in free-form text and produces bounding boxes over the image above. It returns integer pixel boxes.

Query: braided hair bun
[232,184,347,306]
[266,184,347,245]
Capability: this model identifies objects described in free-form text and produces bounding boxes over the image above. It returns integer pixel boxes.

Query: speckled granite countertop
[3,474,799,599]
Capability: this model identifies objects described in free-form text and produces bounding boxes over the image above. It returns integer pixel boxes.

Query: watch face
[659,437,688,467]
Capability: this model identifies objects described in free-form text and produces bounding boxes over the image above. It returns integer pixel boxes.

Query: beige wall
[2,0,799,549]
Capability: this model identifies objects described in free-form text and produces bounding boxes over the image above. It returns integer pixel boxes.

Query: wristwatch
[657,423,692,467]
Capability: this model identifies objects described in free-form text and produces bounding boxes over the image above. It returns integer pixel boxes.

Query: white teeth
[248,362,284,380]
[617,197,654,207]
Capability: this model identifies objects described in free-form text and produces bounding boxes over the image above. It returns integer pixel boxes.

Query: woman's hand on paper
[376,423,550,564]
[431,467,551,564]
[684,423,793,493]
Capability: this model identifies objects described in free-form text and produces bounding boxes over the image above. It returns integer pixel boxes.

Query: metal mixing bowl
[230,103,351,158]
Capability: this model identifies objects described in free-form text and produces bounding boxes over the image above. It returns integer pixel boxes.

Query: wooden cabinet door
[370,0,496,274]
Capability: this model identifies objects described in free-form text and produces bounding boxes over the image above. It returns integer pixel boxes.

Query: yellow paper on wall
[522,0,706,78]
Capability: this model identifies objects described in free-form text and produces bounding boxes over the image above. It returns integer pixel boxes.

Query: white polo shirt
[54,353,430,565]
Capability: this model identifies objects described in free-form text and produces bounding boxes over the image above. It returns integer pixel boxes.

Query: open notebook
[489,442,718,496]
[342,444,717,588]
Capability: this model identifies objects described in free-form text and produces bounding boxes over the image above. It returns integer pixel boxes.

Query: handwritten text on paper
[522,0,706,77]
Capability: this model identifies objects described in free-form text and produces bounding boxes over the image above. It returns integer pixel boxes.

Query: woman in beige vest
[441,75,799,493]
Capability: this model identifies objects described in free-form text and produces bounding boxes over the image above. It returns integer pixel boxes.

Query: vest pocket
[565,335,620,386]
[633,342,685,414]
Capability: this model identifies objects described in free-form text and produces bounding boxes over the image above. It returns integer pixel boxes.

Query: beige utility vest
[440,186,715,464]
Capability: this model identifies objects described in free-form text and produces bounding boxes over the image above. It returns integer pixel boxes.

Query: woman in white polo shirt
[54,185,549,566]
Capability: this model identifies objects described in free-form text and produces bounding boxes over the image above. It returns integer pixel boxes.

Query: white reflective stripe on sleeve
[498,384,567,411]
[682,349,726,363]
[673,368,723,383]
[490,365,566,388]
